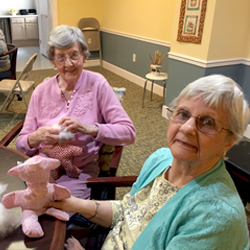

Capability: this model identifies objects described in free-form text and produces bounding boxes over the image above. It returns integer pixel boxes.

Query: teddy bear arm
[22,209,44,238]
[61,160,81,178]
[72,147,83,156]
[46,207,69,221]
[53,184,71,201]
[2,191,22,209]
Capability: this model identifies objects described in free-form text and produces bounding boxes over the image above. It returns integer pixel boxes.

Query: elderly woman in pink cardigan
[16,25,136,204]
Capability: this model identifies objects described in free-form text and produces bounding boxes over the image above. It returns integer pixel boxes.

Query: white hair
[47,25,90,60]
[170,74,250,143]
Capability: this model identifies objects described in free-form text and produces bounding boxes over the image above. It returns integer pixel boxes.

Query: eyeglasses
[54,52,83,64]
[166,106,233,135]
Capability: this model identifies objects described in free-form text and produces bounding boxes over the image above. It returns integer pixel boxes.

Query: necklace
[58,76,76,109]
[61,89,76,109]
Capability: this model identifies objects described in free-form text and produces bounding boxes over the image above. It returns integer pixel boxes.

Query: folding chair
[78,18,102,64]
[0,53,37,113]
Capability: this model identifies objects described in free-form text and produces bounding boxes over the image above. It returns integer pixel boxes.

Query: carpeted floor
[0,66,168,199]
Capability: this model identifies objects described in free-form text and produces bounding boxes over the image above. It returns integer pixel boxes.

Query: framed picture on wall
[187,0,200,10]
[177,0,207,44]
[183,15,198,35]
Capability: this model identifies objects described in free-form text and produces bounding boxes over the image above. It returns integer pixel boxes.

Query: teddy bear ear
[42,157,61,170]
[7,156,42,177]
[7,164,24,178]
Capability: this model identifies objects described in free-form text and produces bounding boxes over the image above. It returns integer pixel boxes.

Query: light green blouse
[102,167,180,250]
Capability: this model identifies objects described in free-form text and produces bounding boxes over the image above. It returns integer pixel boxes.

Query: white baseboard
[102,61,165,97]
[84,59,101,67]
[162,105,168,119]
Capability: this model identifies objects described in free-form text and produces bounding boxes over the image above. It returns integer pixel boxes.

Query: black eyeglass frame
[166,106,233,135]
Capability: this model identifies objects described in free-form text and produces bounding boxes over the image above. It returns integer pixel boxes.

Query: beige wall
[247,32,250,59]
[57,0,250,60]
[57,0,104,27]
[207,0,250,60]
[57,0,175,43]
[100,0,176,42]
[160,0,250,61]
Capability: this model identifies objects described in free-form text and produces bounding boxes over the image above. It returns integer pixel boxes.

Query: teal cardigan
[130,148,249,250]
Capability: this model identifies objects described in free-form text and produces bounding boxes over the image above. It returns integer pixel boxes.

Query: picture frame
[187,0,200,10]
[177,0,207,44]
[183,15,198,35]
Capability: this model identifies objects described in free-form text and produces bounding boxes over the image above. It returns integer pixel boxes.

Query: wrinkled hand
[59,117,97,136]
[64,236,85,250]
[46,196,81,213]
[28,126,61,148]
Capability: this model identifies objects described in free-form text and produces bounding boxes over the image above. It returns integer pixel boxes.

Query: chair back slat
[0,43,18,80]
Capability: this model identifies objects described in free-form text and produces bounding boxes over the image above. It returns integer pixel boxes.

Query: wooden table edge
[0,146,66,250]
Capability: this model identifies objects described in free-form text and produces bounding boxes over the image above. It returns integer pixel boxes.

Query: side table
[142,72,168,107]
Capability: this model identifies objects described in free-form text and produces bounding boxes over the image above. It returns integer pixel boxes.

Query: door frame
[36,0,58,56]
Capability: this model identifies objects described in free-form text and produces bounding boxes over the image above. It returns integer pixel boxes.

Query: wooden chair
[0,43,18,81]
[0,119,24,147]
[0,119,137,247]
[0,119,137,200]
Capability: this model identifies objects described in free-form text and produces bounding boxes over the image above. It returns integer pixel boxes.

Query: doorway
[36,0,57,57]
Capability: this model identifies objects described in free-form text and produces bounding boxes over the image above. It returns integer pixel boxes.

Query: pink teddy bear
[41,141,83,180]
[2,155,71,238]
[40,124,83,180]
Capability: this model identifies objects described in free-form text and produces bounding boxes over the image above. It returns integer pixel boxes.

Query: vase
[150,64,162,75]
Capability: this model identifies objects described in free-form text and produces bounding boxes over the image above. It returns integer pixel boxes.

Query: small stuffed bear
[2,155,71,238]
[41,141,83,180]
[40,124,83,180]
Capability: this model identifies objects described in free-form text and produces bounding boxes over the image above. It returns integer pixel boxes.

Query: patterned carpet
[0,66,168,199]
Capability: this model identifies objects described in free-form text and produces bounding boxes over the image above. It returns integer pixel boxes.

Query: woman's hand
[64,236,85,250]
[28,126,61,148]
[59,117,98,137]
[46,196,113,228]
[47,196,82,213]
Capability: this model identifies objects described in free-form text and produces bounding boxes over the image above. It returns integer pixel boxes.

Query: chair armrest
[0,120,24,146]
[1,44,17,57]
[110,146,123,169]
[86,176,138,188]
[87,176,138,200]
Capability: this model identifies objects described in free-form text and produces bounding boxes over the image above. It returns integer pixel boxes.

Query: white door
[37,0,53,57]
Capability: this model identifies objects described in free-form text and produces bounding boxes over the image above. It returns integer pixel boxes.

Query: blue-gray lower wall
[101,31,170,79]
[164,59,206,105]
[165,60,250,105]
[238,64,250,103]
[100,31,250,108]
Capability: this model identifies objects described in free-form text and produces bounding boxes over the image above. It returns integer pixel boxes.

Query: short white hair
[47,25,90,60]
[170,74,250,143]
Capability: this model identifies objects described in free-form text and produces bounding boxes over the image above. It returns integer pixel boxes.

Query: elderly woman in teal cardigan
[48,74,250,250]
